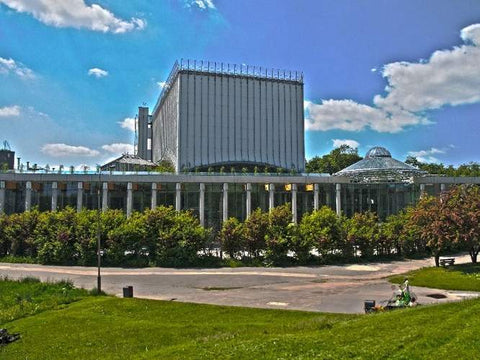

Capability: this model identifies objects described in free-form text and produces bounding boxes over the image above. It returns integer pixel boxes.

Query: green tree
[299,206,341,260]
[345,212,379,258]
[218,217,244,259]
[243,208,268,259]
[306,145,362,174]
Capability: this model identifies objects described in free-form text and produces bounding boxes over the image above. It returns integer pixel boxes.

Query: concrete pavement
[1,254,478,314]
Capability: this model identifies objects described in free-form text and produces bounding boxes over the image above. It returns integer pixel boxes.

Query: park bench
[439,257,455,267]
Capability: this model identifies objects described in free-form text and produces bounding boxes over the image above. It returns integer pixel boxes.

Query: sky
[1,0,480,169]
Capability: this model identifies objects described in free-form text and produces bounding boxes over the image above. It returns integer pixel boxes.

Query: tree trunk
[434,253,440,267]
[470,248,478,264]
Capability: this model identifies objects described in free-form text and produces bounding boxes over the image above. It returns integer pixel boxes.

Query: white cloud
[102,143,134,154]
[407,147,451,163]
[88,67,108,78]
[0,105,21,117]
[332,139,359,149]
[0,0,146,33]
[157,81,167,88]
[118,117,136,132]
[0,57,35,78]
[370,68,377,72]
[306,23,480,133]
[185,0,216,10]
[41,143,99,157]
[461,24,480,46]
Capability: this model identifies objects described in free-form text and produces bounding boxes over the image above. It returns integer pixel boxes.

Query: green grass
[390,263,480,292]
[0,277,92,325]
[1,294,480,358]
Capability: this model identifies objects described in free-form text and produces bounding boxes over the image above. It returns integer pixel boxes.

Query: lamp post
[96,170,102,293]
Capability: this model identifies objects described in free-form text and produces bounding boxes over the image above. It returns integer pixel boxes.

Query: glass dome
[365,147,391,158]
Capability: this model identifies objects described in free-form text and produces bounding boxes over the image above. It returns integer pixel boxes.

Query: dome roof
[365,146,391,158]
[334,146,426,182]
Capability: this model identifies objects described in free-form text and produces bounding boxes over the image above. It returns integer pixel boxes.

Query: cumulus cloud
[306,23,480,133]
[88,67,108,78]
[407,146,453,163]
[102,143,134,154]
[0,105,21,117]
[0,0,146,33]
[185,0,216,10]
[118,117,136,132]
[41,143,99,157]
[332,139,359,149]
[0,57,35,78]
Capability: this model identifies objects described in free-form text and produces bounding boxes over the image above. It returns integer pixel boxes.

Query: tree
[306,145,362,174]
[299,206,341,259]
[153,160,175,173]
[218,217,244,259]
[345,212,379,258]
[411,195,453,267]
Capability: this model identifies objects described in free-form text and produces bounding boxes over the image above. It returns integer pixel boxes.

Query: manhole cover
[426,293,447,299]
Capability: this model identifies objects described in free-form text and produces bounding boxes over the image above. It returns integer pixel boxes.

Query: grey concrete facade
[149,61,305,173]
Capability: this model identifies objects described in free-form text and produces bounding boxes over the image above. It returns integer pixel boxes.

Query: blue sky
[1,0,480,169]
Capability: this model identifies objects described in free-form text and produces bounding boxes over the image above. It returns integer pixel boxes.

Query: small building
[0,149,15,170]
[100,154,156,172]
[334,147,426,183]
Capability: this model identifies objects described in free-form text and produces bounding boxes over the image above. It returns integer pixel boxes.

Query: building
[100,154,156,172]
[0,146,474,229]
[0,149,15,171]
[137,60,305,173]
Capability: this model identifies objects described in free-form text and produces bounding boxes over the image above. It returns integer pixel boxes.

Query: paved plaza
[1,255,478,314]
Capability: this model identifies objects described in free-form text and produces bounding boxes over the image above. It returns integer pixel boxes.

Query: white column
[25,181,32,211]
[440,183,446,192]
[313,184,319,211]
[269,183,275,211]
[126,182,133,218]
[246,183,252,218]
[335,183,342,216]
[222,183,228,222]
[199,183,205,227]
[0,181,5,213]
[175,183,181,211]
[291,184,298,224]
[420,183,426,198]
[102,182,108,212]
[51,182,58,211]
[151,183,157,210]
[77,182,83,212]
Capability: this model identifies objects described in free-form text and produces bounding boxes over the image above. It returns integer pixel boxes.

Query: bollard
[123,286,134,298]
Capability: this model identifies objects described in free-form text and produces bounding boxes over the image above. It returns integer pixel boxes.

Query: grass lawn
[389,263,480,292]
[0,280,479,359]
[0,277,92,324]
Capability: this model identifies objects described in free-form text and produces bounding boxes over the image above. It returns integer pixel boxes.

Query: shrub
[218,217,244,260]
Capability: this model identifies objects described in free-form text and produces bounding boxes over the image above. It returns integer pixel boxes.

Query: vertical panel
[265,80,272,166]
[284,83,292,168]
[235,77,242,162]
[201,75,209,166]
[272,81,279,167]
[194,74,202,167]
[241,77,248,162]
[214,74,222,164]
[253,79,260,164]
[228,76,235,162]
[297,83,305,170]
[278,82,286,168]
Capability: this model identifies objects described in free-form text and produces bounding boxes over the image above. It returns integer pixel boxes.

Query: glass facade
[0,175,467,229]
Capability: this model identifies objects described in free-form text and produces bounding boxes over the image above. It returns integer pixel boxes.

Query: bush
[218,217,244,260]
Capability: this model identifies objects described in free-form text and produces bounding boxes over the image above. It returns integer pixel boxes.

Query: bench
[439,257,455,267]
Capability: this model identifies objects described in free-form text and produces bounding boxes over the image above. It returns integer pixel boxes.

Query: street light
[96,170,102,293]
